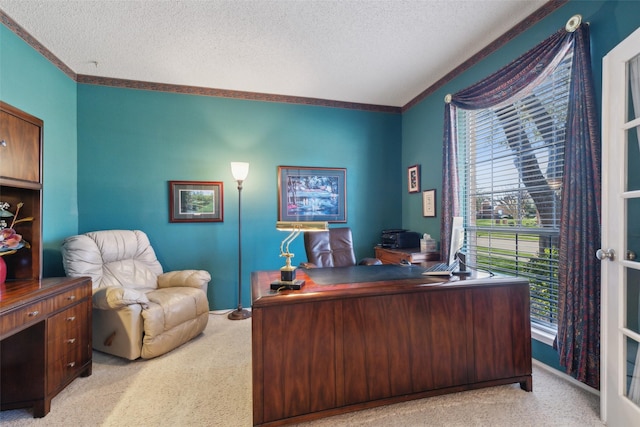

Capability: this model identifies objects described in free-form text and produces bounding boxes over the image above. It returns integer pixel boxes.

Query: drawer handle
[28,310,40,317]
[0,139,6,147]
[66,316,76,322]
[67,295,76,301]
[65,338,76,344]
[66,361,76,368]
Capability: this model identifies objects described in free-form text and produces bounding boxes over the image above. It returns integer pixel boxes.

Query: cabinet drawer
[47,326,87,364]
[0,300,48,338]
[50,285,90,313]
[47,344,88,395]
[48,304,88,341]
[47,304,91,395]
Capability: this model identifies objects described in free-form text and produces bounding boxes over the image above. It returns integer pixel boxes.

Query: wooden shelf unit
[1,101,43,281]
[1,101,92,418]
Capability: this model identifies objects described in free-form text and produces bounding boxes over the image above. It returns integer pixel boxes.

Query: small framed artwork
[423,189,436,217]
[277,166,347,223]
[169,181,223,223]
[408,164,420,193]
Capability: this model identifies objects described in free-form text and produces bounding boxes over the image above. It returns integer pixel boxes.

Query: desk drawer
[50,285,90,313]
[0,300,48,338]
[47,343,87,395]
[48,304,87,340]
[47,303,91,395]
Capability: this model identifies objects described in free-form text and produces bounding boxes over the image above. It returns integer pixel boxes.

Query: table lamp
[271,221,328,290]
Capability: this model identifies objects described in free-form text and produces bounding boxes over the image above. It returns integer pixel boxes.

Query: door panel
[602,27,640,425]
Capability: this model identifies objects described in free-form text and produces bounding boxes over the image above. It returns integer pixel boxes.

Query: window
[457,50,573,331]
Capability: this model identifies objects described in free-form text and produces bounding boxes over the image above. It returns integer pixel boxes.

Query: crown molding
[402,0,568,112]
[75,74,401,113]
[1,9,76,80]
[2,1,567,114]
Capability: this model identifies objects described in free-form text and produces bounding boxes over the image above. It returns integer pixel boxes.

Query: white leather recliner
[61,230,210,360]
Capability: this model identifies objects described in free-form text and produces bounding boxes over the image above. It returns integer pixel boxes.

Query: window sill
[531,324,556,346]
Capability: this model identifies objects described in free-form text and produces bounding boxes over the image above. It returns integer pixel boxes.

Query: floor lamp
[228,161,251,320]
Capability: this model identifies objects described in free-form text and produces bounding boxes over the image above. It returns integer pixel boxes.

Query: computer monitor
[448,216,464,266]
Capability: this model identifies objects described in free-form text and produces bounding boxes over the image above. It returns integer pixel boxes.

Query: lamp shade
[230,162,249,181]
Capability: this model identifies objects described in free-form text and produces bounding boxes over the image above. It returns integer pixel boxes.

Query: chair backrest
[61,230,163,291]
[303,227,357,268]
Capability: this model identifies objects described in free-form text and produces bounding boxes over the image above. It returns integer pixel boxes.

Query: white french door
[601,26,640,426]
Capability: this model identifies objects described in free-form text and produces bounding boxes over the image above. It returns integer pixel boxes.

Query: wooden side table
[374,246,439,264]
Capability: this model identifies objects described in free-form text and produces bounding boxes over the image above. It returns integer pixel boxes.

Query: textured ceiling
[0,0,549,107]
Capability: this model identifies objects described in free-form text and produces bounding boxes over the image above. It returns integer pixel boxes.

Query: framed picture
[169,181,223,223]
[277,166,347,222]
[423,189,436,217]
[408,164,420,193]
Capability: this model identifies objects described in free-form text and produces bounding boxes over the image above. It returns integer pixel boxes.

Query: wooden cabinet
[0,103,42,184]
[0,277,92,417]
[374,246,439,264]
[0,101,43,281]
[0,103,89,418]
[252,269,532,426]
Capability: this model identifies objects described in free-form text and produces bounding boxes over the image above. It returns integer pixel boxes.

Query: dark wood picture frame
[169,180,223,223]
[408,164,420,193]
[277,166,347,223]
[423,189,436,217]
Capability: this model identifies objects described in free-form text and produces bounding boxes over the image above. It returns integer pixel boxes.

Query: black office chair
[301,227,381,268]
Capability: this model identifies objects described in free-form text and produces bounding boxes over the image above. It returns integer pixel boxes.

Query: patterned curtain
[441,27,573,261]
[441,24,601,388]
[440,105,459,262]
[555,25,601,390]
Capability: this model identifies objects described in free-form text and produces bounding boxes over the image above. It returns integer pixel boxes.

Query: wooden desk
[0,277,92,417]
[374,246,439,264]
[251,266,532,426]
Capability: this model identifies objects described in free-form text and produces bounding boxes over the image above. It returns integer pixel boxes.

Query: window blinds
[457,51,573,330]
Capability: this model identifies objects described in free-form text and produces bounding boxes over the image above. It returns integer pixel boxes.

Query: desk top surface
[0,276,89,311]
[251,265,527,308]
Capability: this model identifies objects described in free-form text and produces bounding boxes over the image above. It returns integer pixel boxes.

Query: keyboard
[422,262,457,276]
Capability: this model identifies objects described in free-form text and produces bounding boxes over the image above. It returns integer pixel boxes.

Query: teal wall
[0,24,78,277]
[401,0,640,370]
[77,85,401,309]
[3,0,640,371]
[402,0,640,241]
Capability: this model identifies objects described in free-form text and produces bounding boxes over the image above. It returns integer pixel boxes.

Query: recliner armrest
[93,286,150,310]
[157,270,211,289]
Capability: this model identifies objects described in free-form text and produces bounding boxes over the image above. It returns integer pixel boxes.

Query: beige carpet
[1,313,603,426]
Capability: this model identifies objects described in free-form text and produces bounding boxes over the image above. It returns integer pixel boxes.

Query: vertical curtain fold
[441,24,601,388]
[556,24,601,390]
[441,104,459,262]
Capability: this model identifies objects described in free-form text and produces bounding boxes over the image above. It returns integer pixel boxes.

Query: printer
[381,229,421,249]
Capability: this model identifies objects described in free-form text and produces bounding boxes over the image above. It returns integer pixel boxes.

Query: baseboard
[532,358,600,396]
[209,308,252,315]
